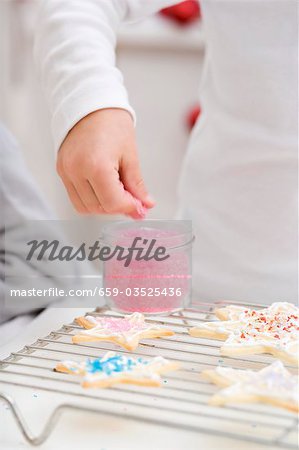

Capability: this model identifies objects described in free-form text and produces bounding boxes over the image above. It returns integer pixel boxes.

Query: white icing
[58,352,171,384]
[79,312,164,343]
[194,302,299,360]
[60,360,86,374]
[214,361,298,405]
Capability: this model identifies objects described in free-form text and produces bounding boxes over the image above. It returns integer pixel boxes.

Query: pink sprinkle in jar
[101,221,194,315]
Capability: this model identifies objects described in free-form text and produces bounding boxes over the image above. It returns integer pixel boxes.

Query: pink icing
[101,317,146,332]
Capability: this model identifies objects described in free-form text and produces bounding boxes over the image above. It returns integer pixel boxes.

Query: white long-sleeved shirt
[35,0,298,304]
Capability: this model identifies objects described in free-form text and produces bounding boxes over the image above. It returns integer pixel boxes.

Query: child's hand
[56,109,155,218]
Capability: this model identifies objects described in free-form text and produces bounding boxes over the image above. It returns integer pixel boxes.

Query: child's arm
[34,0,177,217]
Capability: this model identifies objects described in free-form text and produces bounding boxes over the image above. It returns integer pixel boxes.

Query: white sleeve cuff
[52,87,136,152]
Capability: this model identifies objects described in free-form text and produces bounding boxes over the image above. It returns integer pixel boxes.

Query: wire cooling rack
[0,301,298,447]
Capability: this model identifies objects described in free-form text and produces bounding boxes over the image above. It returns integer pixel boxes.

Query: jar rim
[101,220,194,251]
[102,219,191,236]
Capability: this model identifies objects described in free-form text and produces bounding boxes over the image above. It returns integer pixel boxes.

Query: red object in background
[159,1,201,26]
[186,104,201,131]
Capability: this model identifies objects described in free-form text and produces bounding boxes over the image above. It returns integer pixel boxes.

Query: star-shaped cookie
[55,351,179,388]
[73,312,174,351]
[202,360,298,413]
[189,302,299,365]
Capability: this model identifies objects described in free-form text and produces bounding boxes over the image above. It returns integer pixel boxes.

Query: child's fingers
[62,178,89,214]
[121,155,155,209]
[73,179,107,214]
[89,165,147,218]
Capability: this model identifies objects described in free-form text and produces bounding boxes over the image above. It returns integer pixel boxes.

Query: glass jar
[101,220,194,314]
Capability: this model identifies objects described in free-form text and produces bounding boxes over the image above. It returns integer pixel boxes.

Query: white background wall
[0,0,205,222]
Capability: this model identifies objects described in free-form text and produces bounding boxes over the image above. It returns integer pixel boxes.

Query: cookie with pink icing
[202,360,298,413]
[73,312,174,351]
[189,302,299,365]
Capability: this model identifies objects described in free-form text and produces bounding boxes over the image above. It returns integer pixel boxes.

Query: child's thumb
[121,156,155,209]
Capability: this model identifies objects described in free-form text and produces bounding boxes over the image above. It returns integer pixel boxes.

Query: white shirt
[34,0,298,304]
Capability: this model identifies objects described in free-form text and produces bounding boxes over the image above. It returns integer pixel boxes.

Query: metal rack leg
[0,391,63,446]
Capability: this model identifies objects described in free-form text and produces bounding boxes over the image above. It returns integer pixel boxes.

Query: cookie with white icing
[55,351,179,388]
[189,302,299,365]
[203,360,298,413]
[73,312,174,351]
